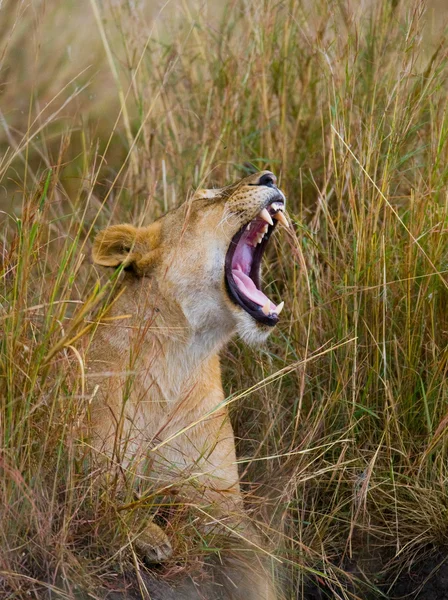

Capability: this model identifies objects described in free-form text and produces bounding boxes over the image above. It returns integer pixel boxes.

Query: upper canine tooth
[276,301,284,315]
[274,210,289,228]
[260,208,273,226]
[261,301,270,315]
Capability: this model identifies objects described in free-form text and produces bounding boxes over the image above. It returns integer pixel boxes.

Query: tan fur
[87,171,286,599]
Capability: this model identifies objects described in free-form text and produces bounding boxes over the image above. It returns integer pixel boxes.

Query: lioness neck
[96,276,235,405]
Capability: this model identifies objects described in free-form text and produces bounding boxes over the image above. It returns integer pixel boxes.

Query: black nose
[258,173,277,187]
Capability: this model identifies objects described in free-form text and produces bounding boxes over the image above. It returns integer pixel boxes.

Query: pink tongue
[232,270,276,310]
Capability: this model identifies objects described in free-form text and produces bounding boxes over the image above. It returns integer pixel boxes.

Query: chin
[234,311,275,346]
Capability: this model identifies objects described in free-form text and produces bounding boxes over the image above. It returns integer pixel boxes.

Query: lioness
[87,171,288,600]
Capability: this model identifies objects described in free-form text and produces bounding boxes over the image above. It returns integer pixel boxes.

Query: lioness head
[93,171,288,346]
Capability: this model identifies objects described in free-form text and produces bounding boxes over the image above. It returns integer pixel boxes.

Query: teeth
[261,301,271,315]
[251,233,264,246]
[261,224,269,234]
[274,210,289,228]
[276,301,284,315]
[260,208,273,226]
[247,222,251,231]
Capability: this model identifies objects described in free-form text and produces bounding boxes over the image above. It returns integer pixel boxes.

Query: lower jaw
[225,280,279,327]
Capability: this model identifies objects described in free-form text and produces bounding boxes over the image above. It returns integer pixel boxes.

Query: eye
[257,173,276,187]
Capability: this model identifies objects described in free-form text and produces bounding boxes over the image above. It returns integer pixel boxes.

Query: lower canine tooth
[274,211,289,228]
[276,301,284,315]
[261,301,270,315]
[261,224,269,234]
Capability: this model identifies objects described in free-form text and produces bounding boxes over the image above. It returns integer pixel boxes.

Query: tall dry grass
[1,0,448,598]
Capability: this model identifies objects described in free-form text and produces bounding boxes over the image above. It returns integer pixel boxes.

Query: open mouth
[225,199,288,326]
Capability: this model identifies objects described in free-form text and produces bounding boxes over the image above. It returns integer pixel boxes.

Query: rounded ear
[92,224,141,268]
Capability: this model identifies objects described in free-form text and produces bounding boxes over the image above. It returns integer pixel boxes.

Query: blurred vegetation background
[1,0,448,598]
